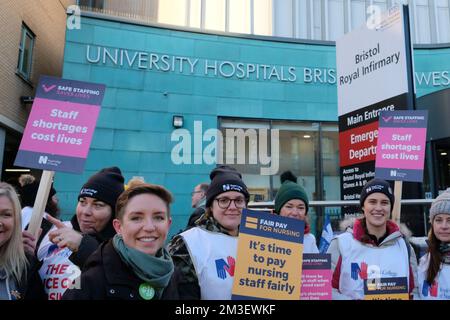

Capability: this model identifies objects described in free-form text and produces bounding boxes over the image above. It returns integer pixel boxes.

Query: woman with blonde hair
[0,182,45,300]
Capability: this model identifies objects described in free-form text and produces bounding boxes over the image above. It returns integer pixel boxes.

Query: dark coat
[62,240,180,300]
[185,206,206,230]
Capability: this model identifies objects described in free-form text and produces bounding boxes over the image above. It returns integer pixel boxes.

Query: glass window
[372,0,387,13]
[189,0,202,28]
[409,3,418,43]
[321,123,341,229]
[158,0,187,26]
[220,119,340,200]
[103,0,157,20]
[295,0,308,39]
[220,119,271,202]
[219,118,341,236]
[271,120,320,236]
[254,0,273,36]
[350,0,366,30]
[272,121,319,200]
[321,123,340,200]
[313,0,322,39]
[229,0,251,33]
[273,0,294,37]
[204,0,226,31]
[415,0,432,43]
[434,138,450,191]
[436,0,450,43]
[328,0,345,40]
[78,0,104,9]
[17,24,35,81]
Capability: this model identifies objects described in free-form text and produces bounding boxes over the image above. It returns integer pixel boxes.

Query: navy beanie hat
[359,178,395,210]
[205,165,250,208]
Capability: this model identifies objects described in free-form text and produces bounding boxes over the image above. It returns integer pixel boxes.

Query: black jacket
[62,240,180,300]
[185,206,206,231]
[68,214,116,269]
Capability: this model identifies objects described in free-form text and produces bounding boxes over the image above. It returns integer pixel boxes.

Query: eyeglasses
[215,197,246,209]
[191,191,203,196]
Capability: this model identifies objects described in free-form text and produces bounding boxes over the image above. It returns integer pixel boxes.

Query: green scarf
[112,234,174,299]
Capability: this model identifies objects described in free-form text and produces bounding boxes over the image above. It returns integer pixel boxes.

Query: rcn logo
[38,156,48,164]
[390,170,397,177]
[422,280,438,297]
[222,184,243,192]
[351,262,368,280]
[215,256,235,280]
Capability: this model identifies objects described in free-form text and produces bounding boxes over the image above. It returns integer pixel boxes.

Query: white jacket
[327,219,418,300]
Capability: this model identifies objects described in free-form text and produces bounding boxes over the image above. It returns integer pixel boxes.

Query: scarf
[112,234,174,299]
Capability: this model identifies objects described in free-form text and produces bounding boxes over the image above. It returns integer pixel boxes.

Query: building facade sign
[55,12,450,234]
[336,5,413,216]
[85,45,449,87]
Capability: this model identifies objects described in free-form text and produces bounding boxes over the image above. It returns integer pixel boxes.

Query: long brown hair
[358,217,372,243]
[426,226,442,284]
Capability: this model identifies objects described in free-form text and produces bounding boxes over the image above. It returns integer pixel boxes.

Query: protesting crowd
[1,165,449,300]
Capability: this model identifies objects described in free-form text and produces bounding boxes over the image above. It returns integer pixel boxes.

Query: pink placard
[19,98,100,158]
[300,269,332,300]
[375,127,427,170]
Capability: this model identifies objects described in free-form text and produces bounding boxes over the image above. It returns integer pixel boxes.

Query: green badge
[139,283,155,300]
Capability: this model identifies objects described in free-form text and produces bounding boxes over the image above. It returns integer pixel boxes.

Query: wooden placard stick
[27,170,55,238]
[391,180,403,224]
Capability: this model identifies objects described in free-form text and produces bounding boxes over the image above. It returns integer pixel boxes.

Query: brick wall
[0,0,74,130]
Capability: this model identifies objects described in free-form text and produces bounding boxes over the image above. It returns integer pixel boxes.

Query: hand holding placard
[232,209,304,300]
[15,75,105,241]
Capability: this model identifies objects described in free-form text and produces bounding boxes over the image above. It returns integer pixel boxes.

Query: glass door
[433,137,450,193]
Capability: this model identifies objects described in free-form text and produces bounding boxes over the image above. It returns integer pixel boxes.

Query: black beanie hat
[78,166,125,213]
[359,178,395,210]
[205,165,250,208]
[20,181,56,207]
